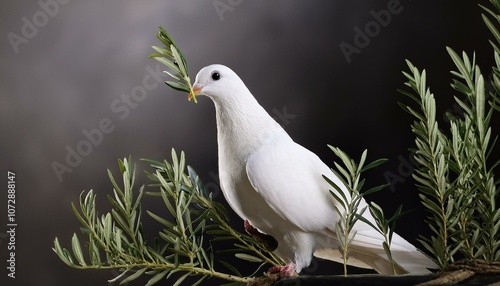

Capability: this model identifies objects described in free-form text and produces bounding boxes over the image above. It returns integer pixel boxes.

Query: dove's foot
[268,263,297,278]
[244,220,278,251]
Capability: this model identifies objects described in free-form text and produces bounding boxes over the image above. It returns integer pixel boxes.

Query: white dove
[191,64,436,277]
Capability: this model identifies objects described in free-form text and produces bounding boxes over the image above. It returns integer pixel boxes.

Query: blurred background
[1,0,499,285]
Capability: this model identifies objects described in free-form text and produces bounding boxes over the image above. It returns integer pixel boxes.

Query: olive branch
[149,26,198,103]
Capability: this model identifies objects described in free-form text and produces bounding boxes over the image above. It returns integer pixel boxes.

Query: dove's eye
[211,72,220,81]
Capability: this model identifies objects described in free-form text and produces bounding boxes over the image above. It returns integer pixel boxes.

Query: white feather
[193,64,437,274]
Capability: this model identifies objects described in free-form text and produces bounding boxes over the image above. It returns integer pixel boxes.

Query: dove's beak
[189,82,204,101]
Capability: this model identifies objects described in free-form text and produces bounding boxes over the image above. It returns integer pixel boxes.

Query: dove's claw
[268,263,297,278]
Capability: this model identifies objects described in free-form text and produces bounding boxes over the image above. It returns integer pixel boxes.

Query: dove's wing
[245,135,437,274]
[245,135,342,232]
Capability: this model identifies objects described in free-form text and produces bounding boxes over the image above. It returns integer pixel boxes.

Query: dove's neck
[211,91,289,161]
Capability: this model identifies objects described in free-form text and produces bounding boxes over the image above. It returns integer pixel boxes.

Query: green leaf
[358,149,368,171]
[142,158,165,170]
[369,201,385,220]
[53,237,74,267]
[71,234,86,267]
[108,168,124,198]
[354,213,378,233]
[235,253,263,263]
[360,158,388,173]
[148,210,176,228]
[448,47,474,89]
[482,13,500,46]
[88,240,101,266]
[171,45,188,77]
[329,190,348,212]
[333,162,351,183]
[362,184,388,197]
[151,45,171,57]
[166,81,190,93]
[120,268,147,285]
[173,272,191,286]
[191,275,207,286]
[155,56,181,73]
[108,269,131,284]
[145,270,169,286]
[115,228,123,252]
[220,261,242,277]
[103,213,112,244]
[476,75,486,138]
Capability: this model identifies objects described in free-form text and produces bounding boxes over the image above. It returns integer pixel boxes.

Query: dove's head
[192,64,250,103]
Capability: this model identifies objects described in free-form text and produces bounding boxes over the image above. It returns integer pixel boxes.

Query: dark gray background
[1,1,499,285]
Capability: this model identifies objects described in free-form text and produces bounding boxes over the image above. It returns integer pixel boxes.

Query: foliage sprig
[324,146,402,275]
[53,150,283,286]
[399,0,500,268]
[149,26,197,103]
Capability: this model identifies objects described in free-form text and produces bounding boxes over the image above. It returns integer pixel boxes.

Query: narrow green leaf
[89,239,101,266]
[171,45,188,77]
[155,57,181,73]
[145,270,169,286]
[358,149,368,171]
[355,213,379,233]
[120,268,147,285]
[110,226,121,253]
[53,237,74,267]
[172,272,191,286]
[235,253,263,263]
[447,47,473,88]
[476,75,486,138]
[362,184,388,197]
[360,158,388,173]
[166,81,190,93]
[148,210,176,228]
[108,269,131,284]
[71,234,86,267]
[108,169,124,198]
[151,45,171,57]
[220,260,242,277]
[191,275,207,286]
[483,13,500,46]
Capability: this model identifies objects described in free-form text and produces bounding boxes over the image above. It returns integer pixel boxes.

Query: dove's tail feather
[388,249,438,274]
[314,247,435,275]
[314,229,437,274]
